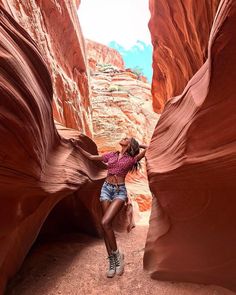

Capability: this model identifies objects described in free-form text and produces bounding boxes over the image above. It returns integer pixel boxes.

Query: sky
[108,41,153,82]
[79,0,151,49]
[78,0,153,82]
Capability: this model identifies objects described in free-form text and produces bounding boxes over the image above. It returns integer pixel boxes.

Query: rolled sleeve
[101,152,114,163]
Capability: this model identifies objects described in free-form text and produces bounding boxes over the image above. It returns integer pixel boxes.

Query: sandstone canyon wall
[145,0,236,291]
[149,0,220,113]
[0,5,107,294]
[0,0,92,135]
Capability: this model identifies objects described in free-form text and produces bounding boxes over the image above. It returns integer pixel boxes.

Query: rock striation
[145,0,236,291]
[149,0,220,113]
[0,0,92,135]
[89,63,157,152]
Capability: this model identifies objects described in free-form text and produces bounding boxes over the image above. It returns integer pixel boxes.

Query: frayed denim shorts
[100,181,128,202]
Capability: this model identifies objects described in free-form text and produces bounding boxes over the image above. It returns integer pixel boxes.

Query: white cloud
[78,0,151,49]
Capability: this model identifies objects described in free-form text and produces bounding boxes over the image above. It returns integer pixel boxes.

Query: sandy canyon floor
[6,212,234,295]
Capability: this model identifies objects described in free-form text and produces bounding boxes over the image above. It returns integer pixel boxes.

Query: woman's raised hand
[139,144,148,149]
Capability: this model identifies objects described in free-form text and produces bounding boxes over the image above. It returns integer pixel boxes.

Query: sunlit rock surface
[0,0,92,135]
[149,0,220,113]
[86,39,125,71]
[90,65,157,152]
[0,6,106,293]
[87,42,159,211]
[145,0,236,291]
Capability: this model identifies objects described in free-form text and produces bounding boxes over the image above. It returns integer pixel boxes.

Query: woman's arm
[135,144,148,161]
[139,144,148,149]
[71,139,103,161]
[78,146,103,161]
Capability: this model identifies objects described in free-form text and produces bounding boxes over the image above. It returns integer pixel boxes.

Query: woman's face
[119,136,131,147]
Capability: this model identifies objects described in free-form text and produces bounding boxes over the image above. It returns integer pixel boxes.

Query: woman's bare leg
[101,199,124,254]
[101,200,112,255]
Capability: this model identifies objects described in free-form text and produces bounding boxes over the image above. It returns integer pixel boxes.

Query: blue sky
[108,41,153,82]
[78,0,153,82]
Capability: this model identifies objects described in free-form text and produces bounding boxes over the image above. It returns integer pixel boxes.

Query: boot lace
[113,252,121,267]
[108,255,116,270]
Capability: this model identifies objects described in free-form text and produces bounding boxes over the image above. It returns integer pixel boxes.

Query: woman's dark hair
[126,137,141,172]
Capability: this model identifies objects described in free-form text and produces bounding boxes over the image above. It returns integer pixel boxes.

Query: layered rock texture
[86,42,159,211]
[0,5,107,294]
[0,0,92,135]
[145,0,236,291]
[149,0,221,113]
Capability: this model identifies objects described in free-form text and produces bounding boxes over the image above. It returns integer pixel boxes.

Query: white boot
[112,249,124,276]
[106,254,116,278]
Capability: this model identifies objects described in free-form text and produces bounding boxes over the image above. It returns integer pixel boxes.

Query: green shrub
[108,84,125,92]
[130,66,144,80]
[98,63,119,73]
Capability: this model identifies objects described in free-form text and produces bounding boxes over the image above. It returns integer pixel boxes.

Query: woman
[75,136,147,278]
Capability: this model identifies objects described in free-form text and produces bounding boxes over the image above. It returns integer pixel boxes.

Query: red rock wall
[145,0,236,291]
[86,39,125,71]
[149,0,220,113]
[0,0,92,136]
[0,6,105,293]
[74,0,81,8]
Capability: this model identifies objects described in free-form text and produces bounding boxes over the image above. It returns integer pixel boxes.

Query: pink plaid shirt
[102,152,137,177]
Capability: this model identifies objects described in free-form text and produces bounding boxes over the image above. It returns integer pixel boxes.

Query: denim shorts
[100,181,128,202]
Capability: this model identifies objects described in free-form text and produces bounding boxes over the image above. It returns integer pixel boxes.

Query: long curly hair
[126,137,141,172]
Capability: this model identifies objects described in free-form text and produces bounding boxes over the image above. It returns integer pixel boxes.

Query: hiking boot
[106,254,116,278]
[112,249,124,276]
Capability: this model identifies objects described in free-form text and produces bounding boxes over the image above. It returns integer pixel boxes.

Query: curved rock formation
[0,0,92,135]
[0,7,104,293]
[149,0,220,113]
[145,0,236,291]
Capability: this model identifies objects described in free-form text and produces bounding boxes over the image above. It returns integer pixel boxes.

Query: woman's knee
[101,218,112,230]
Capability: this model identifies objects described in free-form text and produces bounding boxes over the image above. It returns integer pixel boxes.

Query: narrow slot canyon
[0,0,236,294]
